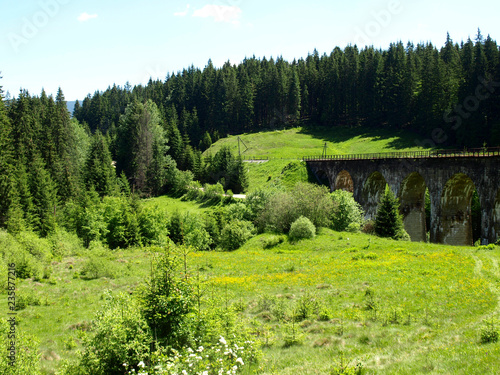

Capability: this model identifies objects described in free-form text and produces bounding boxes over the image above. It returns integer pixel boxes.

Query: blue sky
[1,0,499,101]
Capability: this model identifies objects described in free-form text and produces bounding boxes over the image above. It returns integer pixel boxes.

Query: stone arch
[438,173,477,246]
[399,172,427,242]
[362,171,387,220]
[313,169,330,189]
[334,170,354,193]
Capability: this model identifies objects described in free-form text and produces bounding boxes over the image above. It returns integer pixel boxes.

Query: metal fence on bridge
[303,147,500,162]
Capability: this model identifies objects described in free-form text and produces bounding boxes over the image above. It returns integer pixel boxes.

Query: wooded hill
[73,30,500,149]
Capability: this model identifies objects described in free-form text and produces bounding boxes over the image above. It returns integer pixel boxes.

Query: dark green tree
[84,131,117,197]
[29,151,57,236]
[374,187,407,240]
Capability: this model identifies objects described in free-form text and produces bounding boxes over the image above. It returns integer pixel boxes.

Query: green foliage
[102,196,141,249]
[206,146,248,194]
[182,212,212,251]
[80,256,118,280]
[138,247,194,347]
[138,205,169,246]
[84,131,117,197]
[49,229,84,259]
[78,291,152,375]
[0,318,41,375]
[262,234,286,249]
[330,353,364,375]
[331,190,365,232]
[202,182,224,203]
[220,220,255,251]
[289,216,316,241]
[374,187,408,240]
[480,318,499,344]
[257,182,333,233]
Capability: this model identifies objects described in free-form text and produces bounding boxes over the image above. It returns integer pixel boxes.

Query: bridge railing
[303,147,500,161]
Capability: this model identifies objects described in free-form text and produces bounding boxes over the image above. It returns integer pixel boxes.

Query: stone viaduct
[305,149,500,246]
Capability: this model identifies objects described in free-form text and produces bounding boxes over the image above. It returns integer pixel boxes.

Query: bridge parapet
[303,147,500,162]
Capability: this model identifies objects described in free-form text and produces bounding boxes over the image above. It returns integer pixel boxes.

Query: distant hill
[66,101,77,116]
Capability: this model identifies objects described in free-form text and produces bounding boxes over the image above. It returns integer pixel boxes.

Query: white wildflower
[236,357,244,366]
[138,361,145,368]
[219,336,227,345]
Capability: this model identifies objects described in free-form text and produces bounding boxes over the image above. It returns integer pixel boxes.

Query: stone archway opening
[314,170,330,189]
[335,170,354,192]
[439,173,479,246]
[399,172,427,242]
[362,171,387,220]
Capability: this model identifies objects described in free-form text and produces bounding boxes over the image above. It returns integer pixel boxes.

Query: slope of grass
[9,228,500,374]
[205,126,427,160]
[205,126,429,191]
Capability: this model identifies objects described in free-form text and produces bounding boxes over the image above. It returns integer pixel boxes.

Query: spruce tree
[84,131,117,197]
[374,186,407,240]
[0,89,13,227]
[29,151,57,236]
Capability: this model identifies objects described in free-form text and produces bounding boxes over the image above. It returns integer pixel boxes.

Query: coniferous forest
[1,31,500,240]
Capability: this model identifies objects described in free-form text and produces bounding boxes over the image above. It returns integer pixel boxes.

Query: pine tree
[374,187,407,240]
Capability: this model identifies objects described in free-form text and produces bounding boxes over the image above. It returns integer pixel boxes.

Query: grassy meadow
[10,228,500,374]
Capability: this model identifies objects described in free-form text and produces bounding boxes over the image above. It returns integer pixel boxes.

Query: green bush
[262,234,286,249]
[0,318,41,374]
[220,220,254,251]
[16,231,52,263]
[331,190,364,232]
[78,291,152,375]
[81,256,117,280]
[138,205,169,246]
[103,196,141,249]
[49,229,84,259]
[138,248,194,347]
[480,318,499,344]
[172,169,194,196]
[256,183,333,233]
[289,216,316,241]
[203,182,224,202]
[15,252,43,280]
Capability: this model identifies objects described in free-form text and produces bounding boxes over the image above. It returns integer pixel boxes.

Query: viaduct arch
[305,150,500,246]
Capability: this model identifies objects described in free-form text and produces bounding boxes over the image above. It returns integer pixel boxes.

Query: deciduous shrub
[220,220,254,251]
[0,318,41,374]
[138,205,169,246]
[331,190,364,232]
[78,291,152,375]
[80,256,117,280]
[289,216,316,241]
[256,183,333,233]
[138,248,194,347]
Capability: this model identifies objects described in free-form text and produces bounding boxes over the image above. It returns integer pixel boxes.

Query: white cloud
[192,4,242,25]
[77,12,98,22]
[174,4,191,17]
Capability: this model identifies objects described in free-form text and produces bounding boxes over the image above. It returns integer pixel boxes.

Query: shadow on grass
[298,125,431,151]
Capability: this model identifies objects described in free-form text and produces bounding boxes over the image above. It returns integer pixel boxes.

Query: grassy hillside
[205,126,429,191]
[12,230,500,374]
